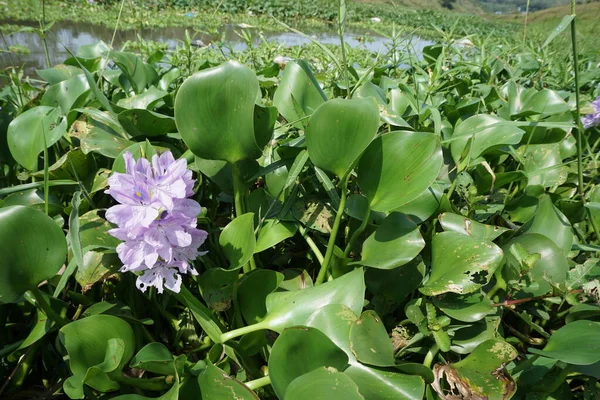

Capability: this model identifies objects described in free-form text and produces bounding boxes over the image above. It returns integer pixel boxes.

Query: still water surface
[0,20,432,74]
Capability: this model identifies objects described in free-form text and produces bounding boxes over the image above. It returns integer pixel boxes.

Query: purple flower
[105,151,207,293]
[582,96,600,129]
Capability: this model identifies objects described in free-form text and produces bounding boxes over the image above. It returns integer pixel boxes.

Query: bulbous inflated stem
[174,61,262,164]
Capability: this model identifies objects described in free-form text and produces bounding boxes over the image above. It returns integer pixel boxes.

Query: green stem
[232,162,257,273]
[245,375,271,391]
[337,0,351,99]
[569,1,600,242]
[42,125,49,216]
[220,321,268,343]
[30,288,68,328]
[343,203,370,258]
[315,175,350,285]
[423,343,439,369]
[299,225,324,265]
[40,0,51,68]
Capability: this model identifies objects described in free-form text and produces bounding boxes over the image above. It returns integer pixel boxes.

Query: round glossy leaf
[433,292,494,323]
[8,106,67,171]
[219,213,256,270]
[118,109,176,137]
[262,268,365,333]
[450,316,502,355]
[60,315,135,398]
[344,363,425,400]
[354,212,425,270]
[269,326,349,399]
[358,131,443,212]
[529,321,600,365]
[255,219,298,253]
[198,362,259,399]
[438,212,509,241]
[284,367,365,400]
[395,184,444,224]
[420,232,503,296]
[238,269,284,324]
[502,233,569,297]
[450,114,524,164]
[518,143,568,188]
[175,61,262,163]
[0,206,67,303]
[3,189,64,216]
[199,268,239,312]
[521,195,573,255]
[273,60,326,130]
[41,74,90,115]
[306,304,358,359]
[306,97,379,179]
[517,89,570,117]
[349,311,395,367]
[129,343,176,376]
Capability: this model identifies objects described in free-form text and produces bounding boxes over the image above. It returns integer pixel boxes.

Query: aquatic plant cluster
[2,2,600,400]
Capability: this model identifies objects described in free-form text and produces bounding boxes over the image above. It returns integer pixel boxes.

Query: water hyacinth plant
[2,0,600,399]
[105,151,207,293]
[582,96,600,129]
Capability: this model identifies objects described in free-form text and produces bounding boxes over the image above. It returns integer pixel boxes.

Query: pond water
[0,20,433,75]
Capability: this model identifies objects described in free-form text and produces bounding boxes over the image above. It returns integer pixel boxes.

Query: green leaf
[273,60,327,130]
[349,311,395,367]
[306,97,379,179]
[130,343,177,376]
[269,326,350,398]
[262,268,365,333]
[112,141,158,173]
[543,16,574,47]
[516,89,570,117]
[199,268,238,312]
[255,219,298,253]
[175,61,262,163]
[365,259,425,316]
[8,106,67,171]
[116,86,167,110]
[518,143,568,188]
[502,233,569,297]
[2,188,63,215]
[432,339,517,400]
[219,213,256,270]
[0,206,67,303]
[285,367,365,400]
[238,270,284,324]
[37,65,83,85]
[111,51,151,94]
[344,363,425,400]
[306,304,358,359]
[358,131,443,212]
[521,195,573,255]
[70,119,133,159]
[354,212,425,270]
[41,74,90,115]
[450,114,524,164]
[529,321,600,365]
[394,184,444,224]
[60,315,135,399]
[119,109,176,137]
[198,362,259,399]
[420,232,503,296]
[438,212,509,241]
[433,292,494,323]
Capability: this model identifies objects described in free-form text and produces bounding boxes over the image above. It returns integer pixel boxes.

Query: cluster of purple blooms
[582,96,600,130]
[105,151,207,294]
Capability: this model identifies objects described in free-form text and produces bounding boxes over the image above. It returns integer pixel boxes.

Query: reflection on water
[0,20,433,74]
